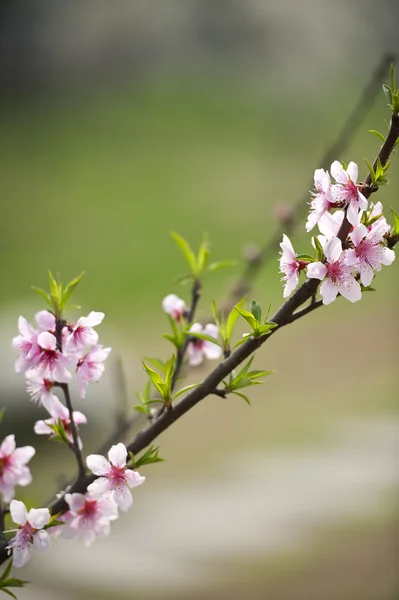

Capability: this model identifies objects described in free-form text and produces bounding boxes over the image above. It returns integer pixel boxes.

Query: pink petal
[86,454,110,476]
[12,544,32,568]
[330,161,348,184]
[0,434,16,457]
[12,446,35,464]
[187,345,203,367]
[35,311,56,331]
[32,529,50,553]
[306,262,327,280]
[347,203,361,226]
[38,331,57,351]
[189,322,203,335]
[28,508,50,529]
[125,470,146,488]
[81,311,105,328]
[10,500,27,525]
[283,272,299,298]
[337,277,362,303]
[108,443,127,468]
[381,247,395,266]
[65,493,86,513]
[359,264,374,287]
[280,234,296,260]
[324,237,342,263]
[113,486,133,511]
[346,161,358,183]
[320,279,338,305]
[350,224,367,246]
[87,477,110,497]
[203,323,219,340]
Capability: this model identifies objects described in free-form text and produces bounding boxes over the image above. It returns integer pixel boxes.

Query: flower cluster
[162,294,222,366]
[280,161,395,304]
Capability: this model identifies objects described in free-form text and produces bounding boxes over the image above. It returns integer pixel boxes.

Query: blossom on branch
[64,492,118,546]
[187,323,222,366]
[34,397,87,448]
[25,370,59,411]
[162,294,187,320]
[306,169,334,232]
[0,435,35,502]
[12,317,40,374]
[65,311,105,353]
[87,443,145,511]
[76,345,111,399]
[279,234,307,298]
[350,223,395,286]
[330,161,368,226]
[36,332,71,382]
[7,500,50,567]
[307,236,361,305]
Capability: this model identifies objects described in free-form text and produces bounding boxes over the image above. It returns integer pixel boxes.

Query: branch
[59,383,85,478]
[222,54,396,313]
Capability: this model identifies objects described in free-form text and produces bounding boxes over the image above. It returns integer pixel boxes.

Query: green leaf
[0,588,17,599]
[133,404,149,415]
[313,236,324,262]
[208,260,237,272]
[234,306,259,331]
[64,304,81,312]
[145,358,167,375]
[142,363,168,400]
[164,355,175,388]
[48,270,59,298]
[61,272,85,307]
[250,300,262,323]
[196,237,209,275]
[211,300,220,328]
[383,83,392,106]
[133,445,164,469]
[31,286,53,309]
[390,206,399,236]
[170,232,197,274]
[231,391,251,405]
[0,562,13,584]
[225,298,244,343]
[295,254,316,262]
[47,419,69,444]
[368,129,386,143]
[0,408,6,426]
[188,331,222,347]
[360,284,376,292]
[173,383,200,400]
[257,322,278,336]
[174,273,196,285]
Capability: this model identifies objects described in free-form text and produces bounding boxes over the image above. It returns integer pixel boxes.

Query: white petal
[343,248,359,267]
[330,161,348,184]
[83,311,105,328]
[12,544,32,568]
[189,322,202,335]
[283,272,299,297]
[187,345,203,367]
[34,420,53,435]
[306,262,327,280]
[0,435,16,457]
[87,477,110,498]
[347,203,360,226]
[338,277,362,303]
[65,493,85,513]
[203,341,222,360]
[203,323,219,340]
[28,508,50,529]
[360,264,374,287]
[324,237,342,263]
[33,529,50,553]
[350,224,367,246]
[280,234,296,260]
[381,247,395,266]
[10,500,27,525]
[320,279,338,305]
[35,310,56,331]
[346,161,358,183]
[108,443,127,468]
[113,486,133,511]
[162,294,186,315]
[86,454,110,476]
[125,470,146,488]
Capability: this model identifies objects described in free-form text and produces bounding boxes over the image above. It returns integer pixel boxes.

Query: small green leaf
[313,236,324,262]
[0,408,6,426]
[257,322,278,336]
[208,260,237,272]
[211,300,220,328]
[31,286,53,309]
[133,404,149,415]
[196,237,209,275]
[225,298,244,343]
[295,254,316,262]
[174,273,196,285]
[250,300,262,323]
[48,270,59,298]
[47,419,69,444]
[368,129,386,143]
[231,391,251,405]
[0,588,17,599]
[64,304,81,312]
[173,383,200,400]
[145,358,167,375]
[133,445,164,469]
[188,331,221,347]
[234,306,259,330]
[170,232,197,274]
[383,83,392,106]
[0,562,13,584]
[390,206,399,235]
[61,272,85,307]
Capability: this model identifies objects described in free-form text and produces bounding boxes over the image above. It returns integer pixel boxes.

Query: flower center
[78,498,98,517]
[109,465,126,485]
[0,456,10,477]
[326,261,342,283]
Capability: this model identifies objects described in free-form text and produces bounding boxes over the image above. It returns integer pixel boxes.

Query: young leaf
[368,129,386,143]
[234,306,259,331]
[225,298,245,343]
[196,237,209,275]
[173,383,200,400]
[313,236,324,262]
[250,300,262,323]
[133,446,164,469]
[295,254,316,262]
[383,83,392,106]
[390,206,399,236]
[188,331,222,347]
[170,232,197,274]
[61,272,85,307]
[231,391,251,405]
[31,286,53,309]
[208,260,237,272]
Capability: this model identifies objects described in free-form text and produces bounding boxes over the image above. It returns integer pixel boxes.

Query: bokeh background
[1,1,399,599]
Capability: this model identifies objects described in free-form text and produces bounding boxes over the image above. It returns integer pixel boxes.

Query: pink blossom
[187,323,222,367]
[76,345,111,399]
[12,317,40,374]
[306,169,334,232]
[364,201,390,235]
[34,397,87,448]
[35,310,56,332]
[279,235,307,298]
[162,294,187,320]
[330,161,368,226]
[64,492,118,546]
[36,332,71,382]
[350,223,395,286]
[65,311,105,353]
[87,443,145,511]
[7,500,50,567]
[307,236,361,305]
[0,435,35,502]
[25,370,59,411]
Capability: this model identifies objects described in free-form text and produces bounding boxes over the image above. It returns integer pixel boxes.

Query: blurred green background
[1,1,398,599]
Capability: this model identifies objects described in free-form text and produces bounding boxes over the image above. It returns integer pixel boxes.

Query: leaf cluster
[223,356,274,405]
[129,446,164,469]
[0,561,28,599]
[32,271,84,318]
[235,300,277,339]
[382,64,399,114]
[171,232,235,282]
[140,357,199,410]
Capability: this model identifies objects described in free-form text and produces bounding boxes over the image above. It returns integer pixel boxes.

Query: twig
[59,383,86,478]
[222,53,396,313]
[46,107,399,519]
